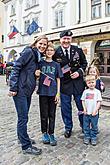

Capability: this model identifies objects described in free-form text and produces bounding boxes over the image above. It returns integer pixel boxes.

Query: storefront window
[107,53,110,65]
[99,53,104,65]
[98,66,104,73]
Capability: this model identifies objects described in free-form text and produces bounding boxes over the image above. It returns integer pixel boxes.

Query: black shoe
[18,138,36,145]
[22,146,42,155]
[64,130,72,138]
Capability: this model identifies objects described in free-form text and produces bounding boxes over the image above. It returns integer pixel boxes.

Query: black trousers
[39,96,56,134]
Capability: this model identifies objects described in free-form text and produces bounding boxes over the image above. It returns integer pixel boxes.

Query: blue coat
[10,47,39,96]
[53,45,87,95]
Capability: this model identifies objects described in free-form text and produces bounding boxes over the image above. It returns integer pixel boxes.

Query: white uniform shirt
[61,46,70,59]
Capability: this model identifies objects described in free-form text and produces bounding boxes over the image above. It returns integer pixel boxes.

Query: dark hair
[31,35,48,47]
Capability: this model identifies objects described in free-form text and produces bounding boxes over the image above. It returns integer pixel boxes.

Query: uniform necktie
[65,49,69,60]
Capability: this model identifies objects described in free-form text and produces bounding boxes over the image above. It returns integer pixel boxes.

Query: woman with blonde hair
[8,35,48,155]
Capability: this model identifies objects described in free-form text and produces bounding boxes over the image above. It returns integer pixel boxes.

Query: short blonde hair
[85,75,96,82]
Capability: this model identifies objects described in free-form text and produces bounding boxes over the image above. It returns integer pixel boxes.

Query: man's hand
[92,111,97,116]
[70,71,79,79]
[8,91,17,97]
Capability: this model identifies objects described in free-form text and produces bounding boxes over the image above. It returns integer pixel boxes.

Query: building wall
[0,1,5,62]
[2,0,110,67]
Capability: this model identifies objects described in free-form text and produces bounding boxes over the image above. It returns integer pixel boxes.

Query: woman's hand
[8,91,17,97]
[35,70,41,78]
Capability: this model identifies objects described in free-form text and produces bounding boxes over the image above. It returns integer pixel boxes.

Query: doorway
[95,40,110,76]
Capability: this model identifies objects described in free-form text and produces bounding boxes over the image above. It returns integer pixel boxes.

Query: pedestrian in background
[3,61,6,75]
[35,43,63,146]
[53,30,87,138]
[81,75,102,146]
[8,35,48,155]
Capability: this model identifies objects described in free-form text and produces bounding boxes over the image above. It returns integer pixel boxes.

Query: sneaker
[84,138,90,145]
[22,146,42,155]
[42,133,50,144]
[18,138,36,145]
[91,139,97,146]
[49,134,57,146]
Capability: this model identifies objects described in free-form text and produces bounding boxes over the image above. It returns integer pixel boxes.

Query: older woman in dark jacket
[8,35,48,155]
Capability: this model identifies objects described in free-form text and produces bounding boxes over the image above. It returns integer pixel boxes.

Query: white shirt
[61,46,70,59]
[81,88,102,115]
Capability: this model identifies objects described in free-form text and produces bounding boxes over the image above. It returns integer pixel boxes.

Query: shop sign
[73,33,110,42]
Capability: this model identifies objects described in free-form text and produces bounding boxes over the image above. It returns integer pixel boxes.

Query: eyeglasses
[46,49,54,52]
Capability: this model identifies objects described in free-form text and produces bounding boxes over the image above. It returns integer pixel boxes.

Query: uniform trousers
[60,93,83,131]
[39,96,56,135]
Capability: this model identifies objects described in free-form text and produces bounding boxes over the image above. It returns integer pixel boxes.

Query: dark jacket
[53,45,87,95]
[10,47,39,96]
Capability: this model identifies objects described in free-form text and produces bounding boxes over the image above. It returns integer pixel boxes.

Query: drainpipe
[78,0,81,24]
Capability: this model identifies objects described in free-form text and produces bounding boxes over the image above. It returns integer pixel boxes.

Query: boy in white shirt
[81,75,102,146]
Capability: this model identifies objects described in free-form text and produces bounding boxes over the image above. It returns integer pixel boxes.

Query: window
[24,20,30,33]
[26,0,30,8]
[105,0,110,16]
[32,17,39,23]
[32,0,37,5]
[54,9,64,28]
[11,4,15,15]
[10,25,13,32]
[91,0,101,19]
[26,0,39,9]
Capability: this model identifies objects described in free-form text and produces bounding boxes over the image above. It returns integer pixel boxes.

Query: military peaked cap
[60,30,73,38]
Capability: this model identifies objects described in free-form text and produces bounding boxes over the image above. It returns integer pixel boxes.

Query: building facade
[2,0,110,76]
[0,1,5,62]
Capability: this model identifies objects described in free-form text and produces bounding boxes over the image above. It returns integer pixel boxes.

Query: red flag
[8,26,19,39]
[62,64,70,74]
[43,76,51,86]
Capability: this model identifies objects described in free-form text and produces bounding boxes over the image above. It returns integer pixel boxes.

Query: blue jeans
[60,93,83,131]
[83,114,98,140]
[13,95,32,150]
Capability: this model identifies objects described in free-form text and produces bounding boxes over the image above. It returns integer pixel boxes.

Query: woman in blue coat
[8,35,48,155]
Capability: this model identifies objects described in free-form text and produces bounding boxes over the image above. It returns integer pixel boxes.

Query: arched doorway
[95,40,110,76]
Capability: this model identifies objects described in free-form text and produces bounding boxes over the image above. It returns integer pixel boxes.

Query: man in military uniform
[53,30,87,138]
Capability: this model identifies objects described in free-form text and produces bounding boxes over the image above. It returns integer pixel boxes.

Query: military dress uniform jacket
[53,45,87,95]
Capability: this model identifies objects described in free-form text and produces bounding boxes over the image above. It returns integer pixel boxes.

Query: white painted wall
[2,0,110,62]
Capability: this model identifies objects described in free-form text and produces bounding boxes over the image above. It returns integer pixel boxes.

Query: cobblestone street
[0,75,110,165]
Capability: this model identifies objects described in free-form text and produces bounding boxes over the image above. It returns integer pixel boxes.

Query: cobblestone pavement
[0,75,110,165]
